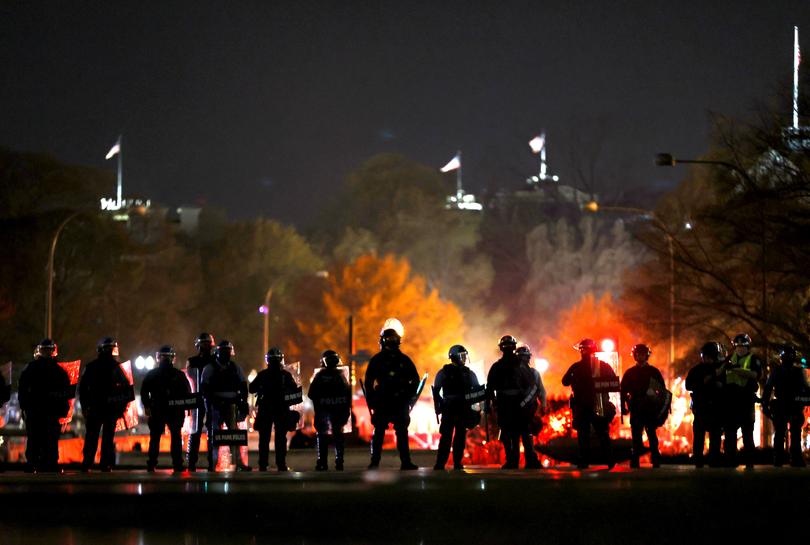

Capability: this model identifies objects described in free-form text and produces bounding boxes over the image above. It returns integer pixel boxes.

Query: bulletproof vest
[374,351,413,398]
[255,369,288,409]
[188,354,215,371]
[21,358,68,415]
[208,362,242,395]
[492,356,527,397]
[148,366,189,407]
[311,368,350,407]
[440,364,470,398]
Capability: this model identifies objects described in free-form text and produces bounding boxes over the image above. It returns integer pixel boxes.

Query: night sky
[2,1,808,224]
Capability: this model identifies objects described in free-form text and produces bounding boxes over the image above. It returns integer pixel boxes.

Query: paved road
[0,450,806,544]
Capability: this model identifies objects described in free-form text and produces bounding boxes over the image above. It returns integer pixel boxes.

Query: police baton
[359,378,373,418]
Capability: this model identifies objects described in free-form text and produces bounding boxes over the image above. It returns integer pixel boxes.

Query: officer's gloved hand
[145,407,151,418]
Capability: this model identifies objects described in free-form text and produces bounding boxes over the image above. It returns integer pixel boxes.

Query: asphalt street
[0,449,805,545]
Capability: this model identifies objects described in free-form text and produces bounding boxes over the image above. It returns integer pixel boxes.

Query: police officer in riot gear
[141,345,191,472]
[79,337,134,471]
[685,342,725,467]
[201,340,252,472]
[562,338,618,470]
[486,335,538,469]
[621,344,666,468]
[433,345,481,470]
[186,332,215,471]
[249,347,297,472]
[18,339,71,473]
[365,328,420,470]
[309,350,352,471]
[762,345,807,467]
[516,345,546,469]
[721,333,762,468]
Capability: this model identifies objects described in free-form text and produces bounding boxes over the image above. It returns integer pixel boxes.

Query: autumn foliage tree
[295,254,466,379]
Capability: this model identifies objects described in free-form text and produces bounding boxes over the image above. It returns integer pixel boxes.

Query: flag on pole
[529,133,546,154]
[105,139,121,160]
[440,153,461,172]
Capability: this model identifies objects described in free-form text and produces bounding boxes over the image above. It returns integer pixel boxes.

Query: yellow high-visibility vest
[726,353,753,387]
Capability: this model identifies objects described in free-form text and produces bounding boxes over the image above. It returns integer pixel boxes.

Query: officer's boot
[396,426,418,470]
[315,433,328,471]
[187,432,200,471]
[368,428,384,469]
[334,433,345,471]
[434,433,451,470]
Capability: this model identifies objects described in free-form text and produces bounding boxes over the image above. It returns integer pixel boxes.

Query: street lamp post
[656,152,766,338]
[46,211,84,338]
[261,286,274,356]
[586,202,676,367]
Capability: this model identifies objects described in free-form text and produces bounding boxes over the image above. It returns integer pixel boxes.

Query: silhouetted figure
[19,339,71,473]
[249,347,297,471]
[621,344,666,468]
[185,332,215,471]
[762,345,807,467]
[562,338,618,470]
[79,337,134,472]
[201,340,251,472]
[141,345,190,472]
[433,344,481,470]
[365,328,420,470]
[685,342,725,468]
[309,350,351,471]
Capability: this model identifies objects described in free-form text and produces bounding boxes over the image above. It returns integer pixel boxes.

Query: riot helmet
[631,344,651,363]
[700,342,722,363]
[195,332,215,354]
[320,350,341,369]
[516,345,532,366]
[448,344,469,366]
[380,328,401,350]
[498,335,518,354]
[732,333,751,357]
[216,340,235,363]
[575,338,598,357]
[266,347,285,369]
[97,336,119,357]
[35,338,58,359]
[778,345,797,366]
[732,333,752,347]
[156,345,176,365]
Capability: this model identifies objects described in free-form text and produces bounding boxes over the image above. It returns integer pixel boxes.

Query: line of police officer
[9,330,806,472]
[686,334,807,469]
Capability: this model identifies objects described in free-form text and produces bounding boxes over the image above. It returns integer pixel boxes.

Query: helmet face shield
[195,333,215,353]
[380,329,401,349]
[98,337,119,357]
[35,339,58,359]
[700,342,722,363]
[631,344,651,362]
[516,346,531,364]
[733,333,751,348]
[266,347,285,367]
[321,350,341,368]
[156,345,176,364]
[575,338,597,356]
[216,341,234,361]
[498,335,517,353]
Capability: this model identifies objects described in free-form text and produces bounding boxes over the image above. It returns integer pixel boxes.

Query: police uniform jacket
[435,364,480,415]
[19,357,71,419]
[249,366,297,417]
[141,360,192,423]
[364,349,419,411]
[78,355,133,417]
